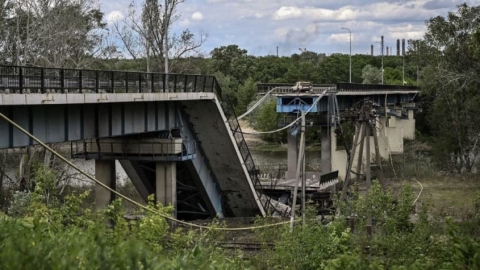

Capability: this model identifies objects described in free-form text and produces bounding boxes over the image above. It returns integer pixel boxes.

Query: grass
[413,175,480,219]
[252,143,321,152]
[252,144,287,152]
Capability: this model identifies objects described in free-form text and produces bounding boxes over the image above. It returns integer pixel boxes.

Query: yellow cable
[0,112,294,231]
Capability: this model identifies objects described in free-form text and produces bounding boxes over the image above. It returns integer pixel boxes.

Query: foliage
[2,164,480,269]
[253,181,480,270]
[409,3,480,173]
[1,0,107,68]
[1,167,249,269]
[236,77,258,114]
[252,100,284,143]
[111,0,206,73]
[361,64,383,84]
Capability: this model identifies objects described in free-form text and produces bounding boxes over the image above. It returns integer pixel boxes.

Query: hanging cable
[236,86,281,121]
[241,89,328,135]
[0,112,297,231]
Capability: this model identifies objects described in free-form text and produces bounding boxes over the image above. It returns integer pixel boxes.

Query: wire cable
[241,89,328,135]
[412,178,424,206]
[236,87,281,121]
[0,112,295,231]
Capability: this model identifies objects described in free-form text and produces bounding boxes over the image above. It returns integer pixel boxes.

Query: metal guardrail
[257,82,419,94]
[213,80,271,212]
[257,83,335,94]
[336,82,419,91]
[70,139,197,161]
[0,65,216,94]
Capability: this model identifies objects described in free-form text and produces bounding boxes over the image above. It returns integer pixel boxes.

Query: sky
[100,0,479,57]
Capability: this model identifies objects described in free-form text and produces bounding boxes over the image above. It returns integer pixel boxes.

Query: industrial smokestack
[381,36,384,56]
[386,46,389,56]
[402,39,405,56]
[371,44,374,56]
[397,39,400,56]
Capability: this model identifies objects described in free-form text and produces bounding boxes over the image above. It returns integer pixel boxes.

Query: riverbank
[239,120,321,152]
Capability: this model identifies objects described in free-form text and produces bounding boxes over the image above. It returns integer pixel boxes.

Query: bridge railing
[213,79,271,213]
[256,82,419,94]
[336,82,420,91]
[257,83,335,94]
[0,65,217,94]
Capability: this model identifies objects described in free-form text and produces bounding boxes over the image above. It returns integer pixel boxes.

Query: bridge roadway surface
[0,65,419,218]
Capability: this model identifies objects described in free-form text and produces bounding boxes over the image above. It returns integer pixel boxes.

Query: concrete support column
[321,127,332,174]
[156,162,177,211]
[286,131,297,179]
[95,160,116,211]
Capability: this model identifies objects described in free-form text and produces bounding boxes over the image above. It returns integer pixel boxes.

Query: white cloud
[105,11,124,24]
[192,12,204,21]
[100,0,465,56]
[327,33,352,43]
[273,6,302,20]
[179,19,191,27]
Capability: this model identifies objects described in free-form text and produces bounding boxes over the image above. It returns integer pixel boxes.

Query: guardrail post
[184,75,188,92]
[79,70,83,94]
[95,70,100,93]
[40,68,45,93]
[193,75,198,92]
[162,73,166,93]
[60,69,65,93]
[173,74,177,92]
[110,71,114,93]
[19,66,23,93]
[150,73,154,92]
[138,72,142,93]
[125,72,129,93]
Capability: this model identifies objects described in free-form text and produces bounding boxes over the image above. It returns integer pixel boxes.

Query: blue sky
[101,0,479,57]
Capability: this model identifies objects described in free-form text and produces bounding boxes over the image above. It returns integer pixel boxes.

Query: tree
[210,45,248,79]
[113,0,207,73]
[361,64,382,84]
[253,100,283,143]
[236,77,257,114]
[410,4,480,173]
[1,0,108,68]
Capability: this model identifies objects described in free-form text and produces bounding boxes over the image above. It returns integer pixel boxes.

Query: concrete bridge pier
[155,162,177,214]
[321,126,332,174]
[286,131,298,179]
[95,160,117,210]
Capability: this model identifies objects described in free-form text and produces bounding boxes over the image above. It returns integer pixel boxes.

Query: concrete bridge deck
[0,65,267,218]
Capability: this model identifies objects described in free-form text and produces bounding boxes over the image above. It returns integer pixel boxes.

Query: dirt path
[239,120,265,148]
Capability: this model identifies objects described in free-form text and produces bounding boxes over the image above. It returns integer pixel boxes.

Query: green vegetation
[0,2,480,269]
[410,4,480,173]
[1,165,479,269]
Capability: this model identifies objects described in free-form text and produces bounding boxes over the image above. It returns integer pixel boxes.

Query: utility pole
[290,111,306,231]
[342,28,352,83]
[302,131,306,226]
[164,0,169,91]
[381,36,384,84]
[341,100,386,200]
